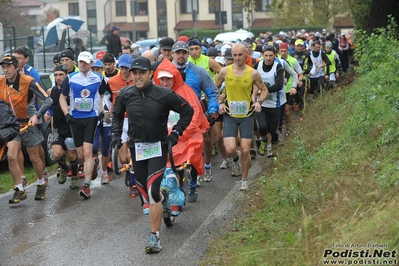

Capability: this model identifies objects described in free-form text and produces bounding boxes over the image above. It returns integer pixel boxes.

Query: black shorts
[51,128,73,150]
[70,117,98,147]
[286,93,295,106]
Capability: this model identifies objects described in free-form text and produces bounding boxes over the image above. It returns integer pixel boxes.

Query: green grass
[201,22,399,266]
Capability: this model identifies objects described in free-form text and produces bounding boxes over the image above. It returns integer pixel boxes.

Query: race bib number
[74,98,93,112]
[167,111,180,129]
[135,141,162,161]
[229,101,248,115]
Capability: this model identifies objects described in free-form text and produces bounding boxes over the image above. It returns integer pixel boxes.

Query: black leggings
[130,145,167,204]
[255,106,280,143]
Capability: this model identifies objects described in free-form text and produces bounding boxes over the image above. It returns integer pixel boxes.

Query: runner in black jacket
[112,57,193,254]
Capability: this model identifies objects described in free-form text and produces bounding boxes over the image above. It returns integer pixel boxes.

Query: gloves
[103,112,112,124]
[98,112,104,122]
[166,131,179,147]
[206,113,217,127]
[111,135,123,149]
[65,114,74,125]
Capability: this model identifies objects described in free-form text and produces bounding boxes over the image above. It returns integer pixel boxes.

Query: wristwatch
[172,129,180,136]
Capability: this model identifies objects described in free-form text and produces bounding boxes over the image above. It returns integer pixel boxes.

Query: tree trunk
[367,0,399,34]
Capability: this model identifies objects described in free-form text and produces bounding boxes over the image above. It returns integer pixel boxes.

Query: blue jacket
[184,62,219,114]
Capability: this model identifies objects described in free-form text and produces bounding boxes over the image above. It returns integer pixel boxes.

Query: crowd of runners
[0,27,353,253]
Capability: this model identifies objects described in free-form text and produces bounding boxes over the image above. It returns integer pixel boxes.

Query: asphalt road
[0,155,263,266]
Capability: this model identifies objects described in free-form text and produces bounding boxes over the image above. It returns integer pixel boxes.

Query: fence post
[27,35,34,67]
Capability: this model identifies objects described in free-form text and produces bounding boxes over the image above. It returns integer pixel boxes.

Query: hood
[153,59,185,89]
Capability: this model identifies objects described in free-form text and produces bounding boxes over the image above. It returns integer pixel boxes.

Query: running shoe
[220,158,230,169]
[231,150,242,177]
[70,176,79,189]
[197,175,203,186]
[267,145,273,158]
[250,149,257,160]
[239,179,249,191]
[9,187,27,204]
[257,140,267,156]
[34,184,46,200]
[21,177,29,187]
[142,203,150,215]
[77,164,85,179]
[92,158,99,180]
[79,184,91,199]
[43,169,49,187]
[188,185,198,202]
[145,232,162,253]
[129,185,139,198]
[101,171,110,185]
[203,166,212,182]
[58,167,68,184]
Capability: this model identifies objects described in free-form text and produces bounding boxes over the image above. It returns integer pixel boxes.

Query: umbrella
[42,16,84,46]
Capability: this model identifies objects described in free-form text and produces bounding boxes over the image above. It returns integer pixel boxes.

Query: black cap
[59,49,74,61]
[53,64,68,74]
[206,47,218,57]
[53,53,60,64]
[244,38,253,44]
[159,37,175,50]
[224,48,233,60]
[102,53,115,63]
[130,57,152,71]
[172,41,189,52]
[0,55,18,66]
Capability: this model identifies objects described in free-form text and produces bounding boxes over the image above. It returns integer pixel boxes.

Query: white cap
[214,56,226,66]
[131,43,140,49]
[77,51,93,63]
[157,70,173,79]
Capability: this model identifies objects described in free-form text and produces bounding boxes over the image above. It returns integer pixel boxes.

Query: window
[255,0,272,11]
[231,0,243,30]
[69,3,79,16]
[116,1,127,16]
[131,0,148,16]
[209,0,221,13]
[180,0,199,14]
[86,1,97,34]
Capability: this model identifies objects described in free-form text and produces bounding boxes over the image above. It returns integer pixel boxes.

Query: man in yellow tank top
[215,42,268,191]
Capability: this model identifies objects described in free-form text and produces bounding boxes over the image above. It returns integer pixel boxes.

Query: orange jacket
[154,59,209,175]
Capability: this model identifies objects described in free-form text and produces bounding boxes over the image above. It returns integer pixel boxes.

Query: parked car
[0,71,56,166]
[136,38,163,54]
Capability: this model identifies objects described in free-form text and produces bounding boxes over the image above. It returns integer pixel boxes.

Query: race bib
[229,101,248,115]
[74,98,93,112]
[167,111,180,129]
[135,141,162,161]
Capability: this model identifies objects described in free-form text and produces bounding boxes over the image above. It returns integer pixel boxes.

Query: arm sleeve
[267,64,284,93]
[61,76,70,96]
[98,78,107,95]
[29,81,53,115]
[111,90,126,137]
[284,63,298,88]
[198,69,219,114]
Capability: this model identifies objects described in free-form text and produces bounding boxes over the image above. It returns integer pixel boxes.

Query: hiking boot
[77,164,85,179]
[239,179,249,191]
[203,166,212,182]
[58,167,68,184]
[257,140,267,156]
[267,145,273,158]
[70,176,79,189]
[220,158,230,169]
[21,177,29,187]
[231,151,242,177]
[250,149,257,160]
[130,185,139,198]
[145,232,162,253]
[34,184,46,200]
[9,187,27,203]
[92,158,99,180]
[188,185,198,202]
[43,170,49,187]
[101,171,110,185]
[79,184,91,199]
[142,203,150,215]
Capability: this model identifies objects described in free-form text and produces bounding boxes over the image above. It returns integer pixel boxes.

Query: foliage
[201,20,399,265]
[346,0,372,31]
[0,1,32,37]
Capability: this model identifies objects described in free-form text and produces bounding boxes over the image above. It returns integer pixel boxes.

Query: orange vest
[108,74,134,106]
[0,74,34,125]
